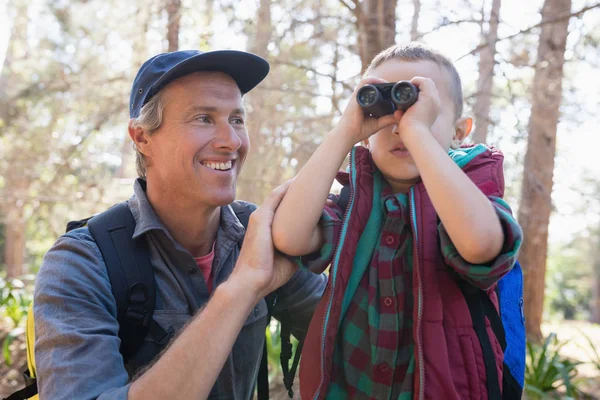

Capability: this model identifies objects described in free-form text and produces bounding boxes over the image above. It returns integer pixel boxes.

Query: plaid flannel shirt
[299,182,522,400]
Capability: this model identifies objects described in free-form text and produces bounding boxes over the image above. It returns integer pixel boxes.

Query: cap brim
[150,50,269,98]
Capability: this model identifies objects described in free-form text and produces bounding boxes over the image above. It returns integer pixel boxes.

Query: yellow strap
[26,302,36,379]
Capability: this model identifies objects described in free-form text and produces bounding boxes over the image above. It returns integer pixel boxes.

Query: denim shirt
[33,180,327,400]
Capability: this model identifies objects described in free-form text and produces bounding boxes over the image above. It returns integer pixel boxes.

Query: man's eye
[195,115,211,123]
[231,117,245,125]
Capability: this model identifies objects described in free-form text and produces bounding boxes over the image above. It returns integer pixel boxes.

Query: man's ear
[454,117,473,142]
[128,120,152,156]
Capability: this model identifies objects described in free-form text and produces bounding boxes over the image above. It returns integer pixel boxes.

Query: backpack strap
[257,292,278,400]
[456,280,503,400]
[337,183,351,212]
[2,382,38,400]
[279,312,304,398]
[87,202,168,362]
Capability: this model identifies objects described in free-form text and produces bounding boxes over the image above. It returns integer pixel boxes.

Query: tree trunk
[118,6,151,179]
[166,0,181,52]
[4,206,26,278]
[472,0,501,144]
[592,227,600,324]
[519,0,571,343]
[236,0,273,204]
[354,0,398,73]
[248,0,272,58]
[410,0,420,41]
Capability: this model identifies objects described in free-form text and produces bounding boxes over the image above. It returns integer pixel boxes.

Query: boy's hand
[332,77,398,147]
[394,77,441,141]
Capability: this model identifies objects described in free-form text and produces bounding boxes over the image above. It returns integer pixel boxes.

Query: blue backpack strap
[87,202,168,363]
[498,261,526,398]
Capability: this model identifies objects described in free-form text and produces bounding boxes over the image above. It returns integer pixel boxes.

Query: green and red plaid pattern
[301,184,522,400]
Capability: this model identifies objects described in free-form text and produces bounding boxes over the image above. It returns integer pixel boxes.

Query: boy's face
[365,59,464,193]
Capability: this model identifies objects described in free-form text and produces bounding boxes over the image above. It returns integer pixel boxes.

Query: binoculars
[356,81,419,118]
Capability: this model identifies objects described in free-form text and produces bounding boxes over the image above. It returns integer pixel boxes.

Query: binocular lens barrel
[357,85,380,107]
[391,82,418,108]
[356,81,418,118]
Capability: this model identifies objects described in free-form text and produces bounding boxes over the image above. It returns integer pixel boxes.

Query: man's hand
[231,181,298,302]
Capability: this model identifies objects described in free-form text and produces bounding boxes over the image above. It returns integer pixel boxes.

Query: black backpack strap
[457,280,503,400]
[2,382,38,400]
[337,183,351,212]
[279,312,304,398]
[87,202,168,362]
[257,292,278,400]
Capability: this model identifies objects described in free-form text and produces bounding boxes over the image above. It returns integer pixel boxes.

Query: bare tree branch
[457,2,600,61]
[272,60,354,92]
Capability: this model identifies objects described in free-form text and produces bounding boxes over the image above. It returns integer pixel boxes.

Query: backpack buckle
[125,282,150,326]
[124,307,150,325]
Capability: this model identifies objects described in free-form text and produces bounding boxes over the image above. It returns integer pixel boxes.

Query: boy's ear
[362,138,370,148]
[454,117,473,142]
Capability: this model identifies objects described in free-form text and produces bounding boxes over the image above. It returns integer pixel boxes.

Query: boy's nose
[391,124,400,135]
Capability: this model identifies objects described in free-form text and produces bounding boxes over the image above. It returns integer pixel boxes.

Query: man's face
[144,71,249,207]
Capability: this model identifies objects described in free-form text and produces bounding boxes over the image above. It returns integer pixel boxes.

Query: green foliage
[578,330,600,374]
[545,242,593,321]
[0,275,34,365]
[525,333,585,399]
[265,320,299,382]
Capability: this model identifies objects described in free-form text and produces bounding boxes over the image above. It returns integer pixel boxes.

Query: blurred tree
[0,0,145,276]
[342,0,398,72]
[472,0,501,144]
[592,224,600,323]
[519,0,571,342]
[236,0,357,203]
[411,0,421,41]
[166,0,181,52]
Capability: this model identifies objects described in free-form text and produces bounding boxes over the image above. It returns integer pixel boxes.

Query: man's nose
[213,121,242,151]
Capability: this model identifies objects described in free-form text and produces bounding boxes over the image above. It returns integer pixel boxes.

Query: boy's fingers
[410,76,436,94]
[375,114,397,131]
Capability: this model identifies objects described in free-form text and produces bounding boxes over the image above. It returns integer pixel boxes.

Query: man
[33,50,326,399]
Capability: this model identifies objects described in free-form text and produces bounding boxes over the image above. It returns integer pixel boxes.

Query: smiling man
[32,50,326,400]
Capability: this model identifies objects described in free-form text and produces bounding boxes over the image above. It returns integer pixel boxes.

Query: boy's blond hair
[365,42,464,122]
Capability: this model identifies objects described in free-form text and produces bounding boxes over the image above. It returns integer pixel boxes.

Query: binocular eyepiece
[357,81,419,118]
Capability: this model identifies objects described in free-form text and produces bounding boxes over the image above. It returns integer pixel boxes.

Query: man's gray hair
[129,92,165,178]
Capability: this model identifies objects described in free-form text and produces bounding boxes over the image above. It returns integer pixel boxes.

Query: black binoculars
[356,81,419,118]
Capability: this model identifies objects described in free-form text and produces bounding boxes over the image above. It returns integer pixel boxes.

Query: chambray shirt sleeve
[438,196,523,290]
[33,228,131,400]
[292,194,345,274]
[272,267,327,340]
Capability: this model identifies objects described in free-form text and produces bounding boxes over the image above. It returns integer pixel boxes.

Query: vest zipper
[409,187,425,400]
[314,148,356,400]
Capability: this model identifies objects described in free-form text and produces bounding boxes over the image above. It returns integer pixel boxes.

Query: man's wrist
[218,272,263,308]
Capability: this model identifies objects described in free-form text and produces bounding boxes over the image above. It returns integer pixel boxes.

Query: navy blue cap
[129,49,270,118]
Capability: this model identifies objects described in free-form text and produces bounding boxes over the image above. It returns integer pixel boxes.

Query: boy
[272,43,523,400]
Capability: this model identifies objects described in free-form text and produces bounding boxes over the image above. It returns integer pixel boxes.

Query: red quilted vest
[299,145,506,400]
